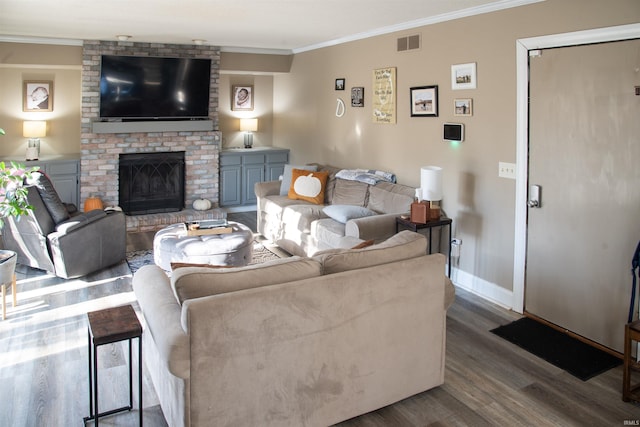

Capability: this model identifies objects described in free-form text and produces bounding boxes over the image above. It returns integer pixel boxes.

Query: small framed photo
[231,85,254,111]
[451,62,477,90]
[23,80,53,112]
[454,98,473,116]
[410,85,438,117]
[351,87,364,107]
[335,78,345,90]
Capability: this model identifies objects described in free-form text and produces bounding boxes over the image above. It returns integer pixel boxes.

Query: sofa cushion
[313,230,427,275]
[322,205,376,224]
[171,256,322,304]
[367,182,415,214]
[330,179,369,206]
[288,169,329,205]
[279,164,318,195]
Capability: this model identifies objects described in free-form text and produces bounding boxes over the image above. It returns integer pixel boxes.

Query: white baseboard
[450,266,514,310]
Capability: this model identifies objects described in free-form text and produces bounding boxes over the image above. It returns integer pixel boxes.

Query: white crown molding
[0,34,83,46]
[293,0,545,53]
[220,46,292,55]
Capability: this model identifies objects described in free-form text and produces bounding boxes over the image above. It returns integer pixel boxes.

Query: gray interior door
[526,39,640,353]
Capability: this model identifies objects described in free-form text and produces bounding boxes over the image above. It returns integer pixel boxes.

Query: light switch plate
[498,162,516,179]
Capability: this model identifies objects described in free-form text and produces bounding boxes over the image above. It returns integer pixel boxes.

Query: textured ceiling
[0,0,540,53]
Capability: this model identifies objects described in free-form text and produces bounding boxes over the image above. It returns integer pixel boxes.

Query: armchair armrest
[345,213,400,243]
[48,211,126,278]
[55,209,107,234]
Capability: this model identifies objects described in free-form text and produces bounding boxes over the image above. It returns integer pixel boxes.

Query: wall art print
[372,67,396,124]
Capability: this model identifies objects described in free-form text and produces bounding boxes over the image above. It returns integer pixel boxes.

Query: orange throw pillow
[288,169,328,205]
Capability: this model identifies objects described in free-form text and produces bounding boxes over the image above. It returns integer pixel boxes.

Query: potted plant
[0,128,39,315]
[0,128,40,227]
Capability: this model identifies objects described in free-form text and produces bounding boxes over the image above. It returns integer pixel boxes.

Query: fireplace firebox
[119,152,185,215]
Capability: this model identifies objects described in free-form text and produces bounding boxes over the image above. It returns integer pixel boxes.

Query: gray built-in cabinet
[3,155,80,208]
[220,148,289,207]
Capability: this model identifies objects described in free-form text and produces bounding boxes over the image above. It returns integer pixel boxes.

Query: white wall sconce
[23,120,47,160]
[240,118,258,148]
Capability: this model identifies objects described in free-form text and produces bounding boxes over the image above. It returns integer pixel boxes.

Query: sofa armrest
[133,265,191,379]
[55,209,107,234]
[255,180,281,198]
[345,213,400,242]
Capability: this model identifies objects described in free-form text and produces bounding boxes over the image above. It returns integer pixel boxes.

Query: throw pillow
[352,239,375,249]
[323,204,376,224]
[170,262,233,270]
[288,169,328,205]
[279,164,318,195]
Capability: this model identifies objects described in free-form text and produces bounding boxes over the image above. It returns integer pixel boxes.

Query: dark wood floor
[1,211,639,426]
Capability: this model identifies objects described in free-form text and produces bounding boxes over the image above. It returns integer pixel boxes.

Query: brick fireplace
[80,40,222,231]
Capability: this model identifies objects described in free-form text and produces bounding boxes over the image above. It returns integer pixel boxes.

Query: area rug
[126,239,282,274]
[491,317,621,381]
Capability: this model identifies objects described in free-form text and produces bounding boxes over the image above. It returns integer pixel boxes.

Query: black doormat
[491,317,622,381]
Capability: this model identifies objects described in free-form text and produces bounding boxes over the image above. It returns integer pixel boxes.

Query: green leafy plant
[0,129,40,225]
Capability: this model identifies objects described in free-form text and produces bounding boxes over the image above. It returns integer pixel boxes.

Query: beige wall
[271,0,640,295]
[219,73,275,148]
[0,43,82,158]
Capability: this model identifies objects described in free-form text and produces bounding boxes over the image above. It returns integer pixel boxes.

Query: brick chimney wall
[80,40,222,211]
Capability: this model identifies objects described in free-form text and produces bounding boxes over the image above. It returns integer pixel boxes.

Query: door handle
[528,184,541,208]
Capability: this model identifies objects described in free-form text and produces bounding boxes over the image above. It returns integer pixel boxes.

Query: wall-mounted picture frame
[335,78,345,90]
[231,85,254,111]
[451,62,477,90]
[410,85,438,117]
[23,80,53,112]
[351,87,364,107]
[454,98,473,116]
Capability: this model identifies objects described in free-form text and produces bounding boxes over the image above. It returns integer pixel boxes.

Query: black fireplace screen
[119,151,185,215]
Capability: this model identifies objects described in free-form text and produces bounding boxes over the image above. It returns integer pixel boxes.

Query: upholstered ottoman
[153,221,253,271]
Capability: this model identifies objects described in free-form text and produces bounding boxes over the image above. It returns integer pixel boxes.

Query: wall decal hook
[336,98,345,117]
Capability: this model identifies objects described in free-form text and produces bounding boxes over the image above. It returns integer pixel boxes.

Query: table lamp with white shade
[420,165,443,220]
[240,118,258,148]
[23,120,46,160]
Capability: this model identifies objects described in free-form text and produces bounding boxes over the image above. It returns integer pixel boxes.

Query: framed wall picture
[372,67,396,124]
[335,78,345,90]
[410,85,438,117]
[23,80,53,112]
[454,98,473,116]
[231,85,254,111]
[351,87,364,107]
[451,62,477,90]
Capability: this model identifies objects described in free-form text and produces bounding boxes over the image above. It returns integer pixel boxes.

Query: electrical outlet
[498,162,516,179]
[451,238,462,257]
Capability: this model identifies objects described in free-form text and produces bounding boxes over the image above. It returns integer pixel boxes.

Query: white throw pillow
[323,204,376,224]
[279,164,318,195]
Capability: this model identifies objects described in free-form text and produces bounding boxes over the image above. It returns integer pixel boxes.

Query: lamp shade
[23,121,47,138]
[421,166,443,201]
[239,118,258,132]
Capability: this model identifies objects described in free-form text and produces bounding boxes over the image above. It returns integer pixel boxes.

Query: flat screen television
[99,55,211,120]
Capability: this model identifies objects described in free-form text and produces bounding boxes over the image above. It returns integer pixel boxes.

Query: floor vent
[397,34,421,52]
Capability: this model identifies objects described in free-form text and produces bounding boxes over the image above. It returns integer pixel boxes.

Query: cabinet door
[51,175,79,206]
[243,164,264,205]
[220,166,242,206]
[266,164,286,181]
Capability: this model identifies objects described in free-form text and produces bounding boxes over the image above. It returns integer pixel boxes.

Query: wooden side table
[396,216,452,278]
[84,304,143,426]
[623,320,640,403]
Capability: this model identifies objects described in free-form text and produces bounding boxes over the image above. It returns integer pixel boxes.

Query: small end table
[84,304,143,426]
[396,216,452,278]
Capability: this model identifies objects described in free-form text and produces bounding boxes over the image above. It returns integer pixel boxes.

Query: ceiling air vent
[397,34,421,52]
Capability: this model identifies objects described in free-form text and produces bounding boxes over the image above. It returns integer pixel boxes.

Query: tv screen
[99,55,211,120]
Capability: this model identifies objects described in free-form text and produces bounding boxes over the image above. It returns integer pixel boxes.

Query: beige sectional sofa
[256,164,416,257]
[133,231,455,427]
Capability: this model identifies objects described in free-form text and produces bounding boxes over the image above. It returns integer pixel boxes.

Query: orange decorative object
[84,197,103,212]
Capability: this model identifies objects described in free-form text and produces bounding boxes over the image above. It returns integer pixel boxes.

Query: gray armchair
[1,173,126,279]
